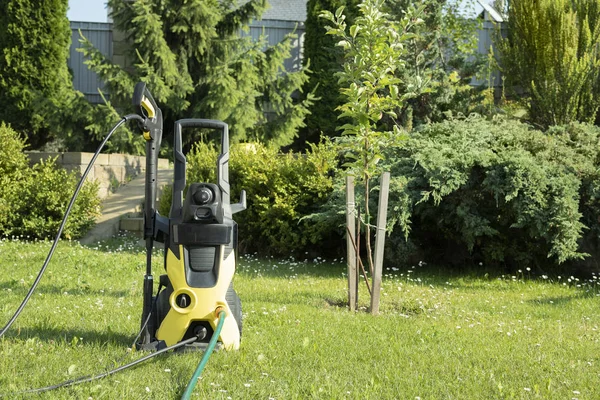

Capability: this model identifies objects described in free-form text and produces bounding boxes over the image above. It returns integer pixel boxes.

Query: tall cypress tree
[0,0,73,148]
[498,0,600,127]
[80,0,313,153]
[298,0,359,147]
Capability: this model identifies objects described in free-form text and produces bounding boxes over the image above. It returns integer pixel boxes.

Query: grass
[0,234,599,399]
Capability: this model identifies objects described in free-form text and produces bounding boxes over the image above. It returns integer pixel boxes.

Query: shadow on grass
[526,292,598,306]
[0,282,131,298]
[3,324,136,348]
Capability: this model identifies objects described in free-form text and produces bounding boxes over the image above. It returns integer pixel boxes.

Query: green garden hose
[181,310,227,400]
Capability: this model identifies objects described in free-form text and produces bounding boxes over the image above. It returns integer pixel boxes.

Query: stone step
[80,168,171,245]
[119,217,144,234]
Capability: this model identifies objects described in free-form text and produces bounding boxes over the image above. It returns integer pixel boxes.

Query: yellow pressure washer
[133,82,246,351]
[0,83,246,396]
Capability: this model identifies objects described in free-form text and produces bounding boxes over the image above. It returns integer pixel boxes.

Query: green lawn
[0,235,599,399]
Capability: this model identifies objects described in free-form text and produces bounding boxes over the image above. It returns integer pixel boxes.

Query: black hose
[0,285,165,397]
[1,336,199,396]
[0,114,144,339]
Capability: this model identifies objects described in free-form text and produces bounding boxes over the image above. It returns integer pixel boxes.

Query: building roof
[476,0,504,23]
[260,0,307,22]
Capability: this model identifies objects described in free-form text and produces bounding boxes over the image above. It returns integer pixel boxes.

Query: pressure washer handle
[133,82,159,131]
[171,119,231,219]
[175,119,230,155]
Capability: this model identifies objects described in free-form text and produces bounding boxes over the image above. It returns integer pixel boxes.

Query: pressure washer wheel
[154,288,171,332]
[226,283,242,337]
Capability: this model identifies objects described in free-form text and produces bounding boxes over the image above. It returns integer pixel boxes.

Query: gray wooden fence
[471,20,506,88]
[69,19,304,103]
[69,21,112,104]
[246,20,305,72]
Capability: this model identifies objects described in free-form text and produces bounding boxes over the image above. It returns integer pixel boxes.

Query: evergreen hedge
[382,116,600,270]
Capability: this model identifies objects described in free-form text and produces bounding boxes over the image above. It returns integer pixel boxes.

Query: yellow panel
[156,246,240,350]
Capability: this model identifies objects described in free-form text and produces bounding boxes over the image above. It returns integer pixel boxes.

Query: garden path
[79,168,171,244]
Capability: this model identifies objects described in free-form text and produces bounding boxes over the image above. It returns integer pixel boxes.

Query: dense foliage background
[1,0,600,275]
[0,0,76,149]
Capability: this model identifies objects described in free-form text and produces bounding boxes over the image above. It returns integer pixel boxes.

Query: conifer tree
[498,0,600,127]
[0,0,74,148]
[80,0,313,153]
[299,0,359,146]
[385,0,483,130]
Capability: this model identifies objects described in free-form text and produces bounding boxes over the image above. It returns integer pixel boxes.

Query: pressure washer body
[133,83,246,351]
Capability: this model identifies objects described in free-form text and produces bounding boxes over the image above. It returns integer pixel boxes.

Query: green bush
[0,122,29,233]
[158,116,600,270]
[382,116,600,269]
[160,141,341,256]
[0,123,101,239]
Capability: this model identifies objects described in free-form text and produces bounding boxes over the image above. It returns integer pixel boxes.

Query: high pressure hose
[180,309,227,400]
[1,335,200,396]
[0,114,144,339]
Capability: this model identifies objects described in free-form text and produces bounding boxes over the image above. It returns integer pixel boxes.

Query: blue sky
[66,0,484,23]
[68,0,108,22]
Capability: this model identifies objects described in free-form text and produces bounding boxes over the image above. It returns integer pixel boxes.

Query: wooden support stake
[346,227,371,295]
[356,205,361,301]
[370,172,390,315]
[345,176,358,311]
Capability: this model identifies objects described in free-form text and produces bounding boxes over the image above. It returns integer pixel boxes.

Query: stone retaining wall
[26,152,169,199]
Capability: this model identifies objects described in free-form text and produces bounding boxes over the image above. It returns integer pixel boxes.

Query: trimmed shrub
[0,123,101,239]
[0,122,29,233]
[382,116,600,270]
[160,141,341,256]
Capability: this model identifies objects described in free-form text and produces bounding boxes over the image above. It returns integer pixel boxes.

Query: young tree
[322,0,425,297]
[498,0,600,127]
[0,0,74,149]
[80,0,313,153]
[298,0,359,146]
